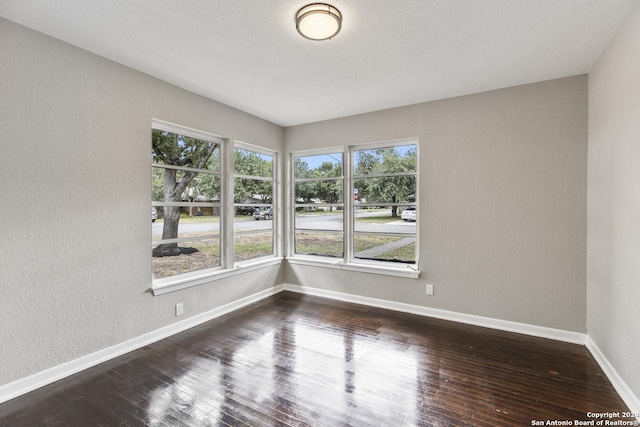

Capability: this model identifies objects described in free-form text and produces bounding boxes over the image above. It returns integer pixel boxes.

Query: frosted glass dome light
[296,4,342,41]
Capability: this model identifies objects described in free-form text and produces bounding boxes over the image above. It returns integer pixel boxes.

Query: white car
[401,206,416,222]
[152,207,158,222]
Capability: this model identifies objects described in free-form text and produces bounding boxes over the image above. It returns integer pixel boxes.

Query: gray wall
[0,15,595,390]
[588,5,640,401]
[0,18,284,386]
[285,76,588,332]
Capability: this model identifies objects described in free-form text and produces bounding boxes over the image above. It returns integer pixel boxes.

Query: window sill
[152,257,284,296]
[286,256,420,279]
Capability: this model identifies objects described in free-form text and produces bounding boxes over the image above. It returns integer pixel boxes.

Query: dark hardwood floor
[0,292,630,426]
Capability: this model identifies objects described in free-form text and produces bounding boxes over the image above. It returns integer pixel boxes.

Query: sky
[298,144,415,169]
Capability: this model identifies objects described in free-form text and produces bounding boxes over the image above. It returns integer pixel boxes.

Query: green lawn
[153,230,414,278]
[152,233,275,277]
[294,233,405,257]
[354,234,404,251]
[294,232,343,257]
[354,215,401,224]
[376,242,416,263]
[294,209,342,216]
[235,233,273,261]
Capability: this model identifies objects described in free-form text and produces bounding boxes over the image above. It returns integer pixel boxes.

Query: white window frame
[289,146,345,262]
[151,120,281,296]
[233,140,280,266]
[287,138,420,279]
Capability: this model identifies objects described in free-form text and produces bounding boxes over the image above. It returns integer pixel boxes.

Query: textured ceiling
[0,1,637,126]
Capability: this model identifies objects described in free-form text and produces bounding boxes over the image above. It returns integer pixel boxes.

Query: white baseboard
[585,336,640,417]
[283,284,586,344]
[285,284,640,415]
[3,282,638,418]
[0,284,284,405]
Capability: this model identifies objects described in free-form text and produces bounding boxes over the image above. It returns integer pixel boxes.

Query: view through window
[152,123,278,284]
[292,141,417,267]
[352,143,417,264]
[234,147,275,262]
[152,128,222,279]
[293,152,344,258]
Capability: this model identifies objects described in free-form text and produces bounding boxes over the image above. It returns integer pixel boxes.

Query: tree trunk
[153,168,183,257]
[391,195,398,217]
[153,207,182,256]
[151,133,216,258]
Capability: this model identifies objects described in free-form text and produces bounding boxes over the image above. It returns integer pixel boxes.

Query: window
[352,143,417,265]
[151,120,280,293]
[293,151,344,258]
[152,125,222,280]
[234,145,276,262]
[290,140,418,277]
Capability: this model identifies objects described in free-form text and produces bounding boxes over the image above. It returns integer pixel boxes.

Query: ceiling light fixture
[296,3,342,41]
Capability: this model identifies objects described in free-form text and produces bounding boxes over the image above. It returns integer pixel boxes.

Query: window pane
[235,207,273,231]
[353,176,415,204]
[294,210,343,231]
[295,153,342,178]
[235,232,273,262]
[295,181,343,204]
[295,231,343,258]
[353,144,417,175]
[354,207,416,233]
[234,148,273,178]
[234,177,272,203]
[152,208,219,241]
[152,238,221,279]
[153,167,220,202]
[152,129,220,171]
[354,235,416,264]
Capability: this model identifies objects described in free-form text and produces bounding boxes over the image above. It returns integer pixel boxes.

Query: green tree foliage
[354,146,416,216]
[152,130,219,257]
[294,159,315,202]
[234,149,273,203]
[294,159,342,210]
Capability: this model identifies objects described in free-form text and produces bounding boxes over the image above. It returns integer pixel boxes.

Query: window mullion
[287,153,294,257]
[222,138,235,269]
[344,148,353,264]
[276,152,283,257]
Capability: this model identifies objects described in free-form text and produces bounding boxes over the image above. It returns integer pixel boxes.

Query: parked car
[236,206,257,216]
[152,206,158,222]
[253,207,273,220]
[401,206,416,222]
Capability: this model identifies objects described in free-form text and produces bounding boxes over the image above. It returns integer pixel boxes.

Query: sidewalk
[354,237,415,258]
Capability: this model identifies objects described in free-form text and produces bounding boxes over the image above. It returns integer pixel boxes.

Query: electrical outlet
[426,284,434,296]
[175,303,184,317]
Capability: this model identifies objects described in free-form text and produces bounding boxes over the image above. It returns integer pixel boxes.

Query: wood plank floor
[0,292,630,426]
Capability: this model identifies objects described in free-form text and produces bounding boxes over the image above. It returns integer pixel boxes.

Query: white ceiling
[0,1,637,127]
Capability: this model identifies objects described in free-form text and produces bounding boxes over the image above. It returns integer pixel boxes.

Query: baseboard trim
[585,336,640,417]
[0,284,284,405]
[284,284,640,414]
[283,284,586,344]
[4,282,638,418]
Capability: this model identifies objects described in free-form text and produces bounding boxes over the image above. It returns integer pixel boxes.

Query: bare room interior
[0,1,639,425]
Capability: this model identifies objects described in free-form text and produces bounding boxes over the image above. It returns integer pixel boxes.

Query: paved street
[152,209,416,236]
